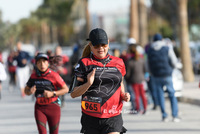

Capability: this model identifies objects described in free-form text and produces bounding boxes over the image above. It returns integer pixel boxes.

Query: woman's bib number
[81,96,102,113]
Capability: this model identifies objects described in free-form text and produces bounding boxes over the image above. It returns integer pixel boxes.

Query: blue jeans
[123,80,135,110]
[147,76,159,106]
[152,76,178,118]
[127,84,135,110]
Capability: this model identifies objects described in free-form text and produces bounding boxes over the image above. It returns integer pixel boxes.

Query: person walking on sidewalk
[147,33,180,122]
[0,61,7,99]
[14,41,31,97]
[70,28,130,134]
[54,46,70,107]
[145,43,159,110]
[125,44,147,114]
[121,38,138,111]
[7,50,17,92]
[24,53,69,134]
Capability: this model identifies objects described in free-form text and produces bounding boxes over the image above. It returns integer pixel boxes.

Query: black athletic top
[26,68,65,98]
[74,53,126,118]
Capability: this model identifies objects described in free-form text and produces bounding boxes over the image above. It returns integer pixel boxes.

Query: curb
[178,96,200,106]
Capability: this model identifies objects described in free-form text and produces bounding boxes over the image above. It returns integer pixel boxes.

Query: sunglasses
[93,44,108,49]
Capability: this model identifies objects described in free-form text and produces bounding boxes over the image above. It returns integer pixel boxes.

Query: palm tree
[33,0,74,46]
[139,0,148,47]
[18,17,41,44]
[177,0,194,81]
[85,0,90,36]
[129,0,139,43]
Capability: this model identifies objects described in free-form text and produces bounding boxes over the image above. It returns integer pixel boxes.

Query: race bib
[36,94,58,105]
[81,96,102,113]
[37,97,52,105]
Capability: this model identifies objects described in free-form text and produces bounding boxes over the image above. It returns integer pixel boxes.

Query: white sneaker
[173,117,181,123]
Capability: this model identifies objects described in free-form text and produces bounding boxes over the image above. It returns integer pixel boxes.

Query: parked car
[172,68,183,97]
[190,41,200,74]
[163,63,184,97]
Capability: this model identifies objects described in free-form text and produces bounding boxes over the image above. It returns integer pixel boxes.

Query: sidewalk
[179,76,200,106]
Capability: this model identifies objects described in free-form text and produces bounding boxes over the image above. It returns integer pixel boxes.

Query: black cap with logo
[86,28,108,46]
[35,53,48,63]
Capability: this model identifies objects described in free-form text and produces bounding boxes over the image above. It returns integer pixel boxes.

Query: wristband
[53,91,56,97]
[120,92,125,100]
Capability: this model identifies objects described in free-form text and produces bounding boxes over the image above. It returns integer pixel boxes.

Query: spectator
[70,43,80,67]
[7,50,17,92]
[125,44,147,114]
[0,50,3,63]
[147,33,180,122]
[54,46,70,107]
[120,50,128,63]
[14,41,31,98]
[145,43,159,110]
[0,61,7,99]
[121,37,138,111]
[113,49,120,57]
[55,46,70,79]
[46,49,54,58]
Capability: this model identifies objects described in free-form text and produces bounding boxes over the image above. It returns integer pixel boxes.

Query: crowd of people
[0,28,182,133]
[120,34,181,122]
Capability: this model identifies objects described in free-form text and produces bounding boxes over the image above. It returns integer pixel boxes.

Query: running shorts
[80,112,127,134]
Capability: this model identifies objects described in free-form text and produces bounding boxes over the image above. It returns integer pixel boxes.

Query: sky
[89,0,130,14]
[0,0,43,23]
[0,0,149,24]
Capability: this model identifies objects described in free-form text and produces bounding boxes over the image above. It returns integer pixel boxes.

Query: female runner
[70,28,130,134]
[25,53,69,134]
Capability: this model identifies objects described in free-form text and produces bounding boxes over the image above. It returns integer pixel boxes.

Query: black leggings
[9,72,16,85]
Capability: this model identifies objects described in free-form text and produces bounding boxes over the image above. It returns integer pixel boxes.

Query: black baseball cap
[86,28,108,46]
[35,53,48,63]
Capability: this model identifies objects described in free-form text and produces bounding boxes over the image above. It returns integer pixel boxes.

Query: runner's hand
[30,85,36,94]
[43,90,53,98]
[122,92,130,102]
[87,68,96,86]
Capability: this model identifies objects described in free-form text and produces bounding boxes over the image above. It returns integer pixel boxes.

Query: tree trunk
[32,32,38,48]
[177,0,194,81]
[57,26,64,46]
[139,0,148,47]
[52,26,58,43]
[85,0,90,36]
[170,0,178,40]
[41,22,50,45]
[129,0,139,43]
